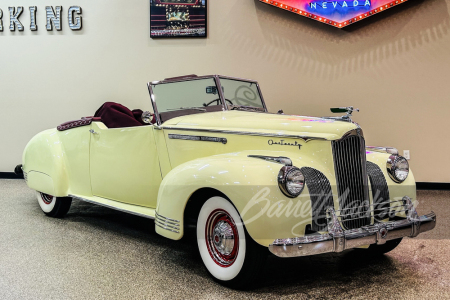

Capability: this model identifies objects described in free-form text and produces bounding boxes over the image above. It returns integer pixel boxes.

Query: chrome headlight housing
[387,155,409,183]
[278,166,305,198]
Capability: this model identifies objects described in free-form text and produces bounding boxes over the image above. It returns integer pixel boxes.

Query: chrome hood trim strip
[168,134,227,144]
[161,126,327,142]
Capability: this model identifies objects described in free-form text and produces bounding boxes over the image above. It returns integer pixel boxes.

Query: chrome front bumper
[269,197,437,258]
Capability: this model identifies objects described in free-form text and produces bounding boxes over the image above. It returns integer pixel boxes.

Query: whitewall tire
[196,196,266,289]
[36,191,72,218]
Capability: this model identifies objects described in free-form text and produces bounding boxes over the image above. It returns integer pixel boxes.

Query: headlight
[278,166,305,197]
[387,155,409,183]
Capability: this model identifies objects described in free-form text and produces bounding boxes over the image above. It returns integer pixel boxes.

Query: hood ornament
[329,106,359,122]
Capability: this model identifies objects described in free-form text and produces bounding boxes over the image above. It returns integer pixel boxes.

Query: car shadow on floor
[64,199,210,277]
[64,199,417,294]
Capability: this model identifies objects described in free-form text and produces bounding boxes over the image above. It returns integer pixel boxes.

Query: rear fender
[22,129,68,196]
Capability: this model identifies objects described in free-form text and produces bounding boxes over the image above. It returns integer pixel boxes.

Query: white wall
[1,0,450,182]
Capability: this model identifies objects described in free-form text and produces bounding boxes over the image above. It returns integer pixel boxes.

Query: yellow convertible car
[18,75,436,288]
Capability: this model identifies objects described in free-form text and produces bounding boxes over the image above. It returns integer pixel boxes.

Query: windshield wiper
[167,107,206,112]
[229,105,264,112]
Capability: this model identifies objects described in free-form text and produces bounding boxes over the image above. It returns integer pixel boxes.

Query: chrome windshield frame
[218,75,268,113]
[147,75,268,126]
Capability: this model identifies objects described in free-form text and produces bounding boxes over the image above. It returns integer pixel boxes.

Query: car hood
[163,111,358,141]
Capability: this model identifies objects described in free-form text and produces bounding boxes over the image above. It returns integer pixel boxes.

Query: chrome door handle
[89,129,98,134]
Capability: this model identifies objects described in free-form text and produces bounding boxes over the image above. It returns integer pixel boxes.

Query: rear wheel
[366,238,403,255]
[196,196,266,289]
[36,191,72,218]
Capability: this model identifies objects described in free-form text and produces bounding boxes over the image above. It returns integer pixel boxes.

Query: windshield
[150,75,266,124]
[152,78,222,113]
[219,78,265,110]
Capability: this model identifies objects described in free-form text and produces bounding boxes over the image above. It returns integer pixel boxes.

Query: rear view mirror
[206,86,224,95]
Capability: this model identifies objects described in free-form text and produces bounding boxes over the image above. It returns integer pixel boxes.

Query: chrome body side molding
[69,195,155,220]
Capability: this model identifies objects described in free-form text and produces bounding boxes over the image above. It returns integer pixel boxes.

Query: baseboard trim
[416,182,450,190]
[0,172,24,179]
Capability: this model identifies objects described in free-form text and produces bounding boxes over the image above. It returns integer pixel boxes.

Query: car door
[89,122,162,208]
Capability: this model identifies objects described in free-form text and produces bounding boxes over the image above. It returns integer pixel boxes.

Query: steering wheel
[203,98,234,107]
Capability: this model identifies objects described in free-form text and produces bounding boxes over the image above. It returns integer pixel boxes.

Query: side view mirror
[142,111,154,124]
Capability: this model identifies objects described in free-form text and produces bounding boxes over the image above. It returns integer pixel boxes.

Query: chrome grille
[335,199,407,226]
[332,130,370,230]
[367,161,391,221]
[301,167,334,232]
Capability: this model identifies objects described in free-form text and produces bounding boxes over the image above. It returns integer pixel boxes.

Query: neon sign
[259,0,410,28]
[309,0,371,11]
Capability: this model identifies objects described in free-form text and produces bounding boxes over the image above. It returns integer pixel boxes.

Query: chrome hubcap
[205,209,239,267]
[213,220,235,256]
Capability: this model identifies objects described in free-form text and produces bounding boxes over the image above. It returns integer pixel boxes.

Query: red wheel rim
[40,193,54,205]
[205,209,239,268]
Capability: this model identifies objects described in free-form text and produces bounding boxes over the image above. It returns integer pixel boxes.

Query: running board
[69,194,156,220]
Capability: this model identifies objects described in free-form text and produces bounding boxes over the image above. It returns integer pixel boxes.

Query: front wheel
[196,196,266,289]
[36,191,72,218]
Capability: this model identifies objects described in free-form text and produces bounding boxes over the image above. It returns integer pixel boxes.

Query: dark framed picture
[150,0,207,38]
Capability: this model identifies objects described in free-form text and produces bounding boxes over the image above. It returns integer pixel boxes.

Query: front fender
[366,151,416,206]
[156,151,319,246]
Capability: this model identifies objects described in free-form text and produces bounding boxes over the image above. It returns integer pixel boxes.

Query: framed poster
[150,0,207,38]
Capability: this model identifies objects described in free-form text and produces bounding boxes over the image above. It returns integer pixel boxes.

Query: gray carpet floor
[1,179,449,299]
